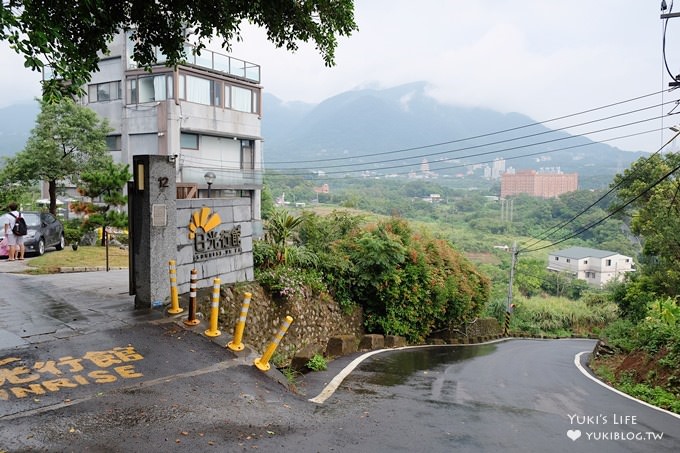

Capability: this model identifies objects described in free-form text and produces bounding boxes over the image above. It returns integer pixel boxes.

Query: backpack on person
[9,212,28,236]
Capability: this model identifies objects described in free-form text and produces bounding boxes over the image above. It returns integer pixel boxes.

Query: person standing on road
[3,202,25,261]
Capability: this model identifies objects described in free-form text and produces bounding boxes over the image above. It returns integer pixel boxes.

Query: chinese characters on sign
[193,224,242,261]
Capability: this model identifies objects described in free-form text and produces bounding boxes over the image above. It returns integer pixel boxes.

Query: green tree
[609,152,680,300]
[3,99,111,215]
[1,1,358,101]
[515,258,545,297]
[71,160,131,242]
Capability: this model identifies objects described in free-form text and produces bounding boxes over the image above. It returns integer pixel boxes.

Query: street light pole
[204,171,216,198]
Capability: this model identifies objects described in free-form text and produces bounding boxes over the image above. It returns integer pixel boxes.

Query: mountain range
[261,82,648,188]
[0,83,648,188]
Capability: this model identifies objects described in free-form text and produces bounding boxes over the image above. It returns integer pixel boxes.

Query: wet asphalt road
[1,268,678,452]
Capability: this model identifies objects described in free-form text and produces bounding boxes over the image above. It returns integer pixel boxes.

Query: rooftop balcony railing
[182,45,260,84]
[126,40,260,84]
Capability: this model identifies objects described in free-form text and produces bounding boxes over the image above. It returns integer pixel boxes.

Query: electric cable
[663,1,677,81]
[519,128,680,251]
[265,98,679,171]
[264,89,673,165]
[518,159,680,254]
[260,115,672,178]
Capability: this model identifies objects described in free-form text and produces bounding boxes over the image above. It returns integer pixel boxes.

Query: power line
[264,89,672,165]
[261,115,670,178]
[261,128,658,182]
[260,110,677,176]
[519,128,680,251]
[266,99,677,171]
[518,159,680,254]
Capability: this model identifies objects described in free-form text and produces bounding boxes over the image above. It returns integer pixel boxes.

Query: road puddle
[350,344,497,387]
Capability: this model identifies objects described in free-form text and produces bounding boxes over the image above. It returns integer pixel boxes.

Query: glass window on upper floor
[178,74,224,107]
[88,81,122,103]
[231,86,257,113]
[180,132,199,149]
[127,74,173,104]
[185,74,211,105]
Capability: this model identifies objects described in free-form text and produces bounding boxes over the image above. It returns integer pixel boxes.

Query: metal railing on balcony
[182,45,260,84]
[126,40,260,84]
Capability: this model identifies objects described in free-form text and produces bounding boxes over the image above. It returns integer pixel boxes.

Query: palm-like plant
[265,209,304,264]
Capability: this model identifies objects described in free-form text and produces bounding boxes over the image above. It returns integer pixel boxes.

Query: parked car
[0,211,65,256]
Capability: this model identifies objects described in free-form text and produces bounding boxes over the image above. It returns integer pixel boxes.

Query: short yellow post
[204,278,222,337]
[167,260,184,315]
[254,315,293,371]
[227,292,252,351]
[184,269,200,326]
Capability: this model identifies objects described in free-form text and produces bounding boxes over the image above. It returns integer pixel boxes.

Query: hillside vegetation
[260,152,680,413]
[255,210,489,343]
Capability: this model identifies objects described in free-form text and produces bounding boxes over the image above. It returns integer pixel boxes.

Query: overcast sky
[2,1,679,153]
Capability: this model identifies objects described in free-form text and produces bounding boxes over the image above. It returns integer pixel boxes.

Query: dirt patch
[615,348,677,389]
[594,347,678,392]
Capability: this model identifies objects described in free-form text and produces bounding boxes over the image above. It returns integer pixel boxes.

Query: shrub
[601,319,637,352]
[306,354,328,372]
[63,224,83,245]
[255,266,326,301]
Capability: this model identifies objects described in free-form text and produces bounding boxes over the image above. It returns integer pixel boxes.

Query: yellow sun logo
[188,207,222,239]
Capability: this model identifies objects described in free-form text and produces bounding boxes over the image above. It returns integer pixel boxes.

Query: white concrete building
[80,32,263,233]
[547,246,635,287]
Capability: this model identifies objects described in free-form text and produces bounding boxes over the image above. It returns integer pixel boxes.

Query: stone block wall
[192,283,363,362]
[428,317,503,343]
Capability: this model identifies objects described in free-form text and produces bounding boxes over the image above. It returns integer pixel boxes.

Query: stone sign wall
[174,198,254,294]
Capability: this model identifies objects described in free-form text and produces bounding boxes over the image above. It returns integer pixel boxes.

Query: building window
[184,74,211,105]
[231,86,253,113]
[88,81,122,102]
[106,135,122,151]
[180,133,199,149]
[127,74,171,104]
[566,258,571,263]
[555,257,559,261]
[606,259,612,266]
[583,260,588,265]
[213,80,222,107]
[241,140,254,169]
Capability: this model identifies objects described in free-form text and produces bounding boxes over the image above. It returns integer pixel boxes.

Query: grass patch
[26,246,129,274]
[510,295,618,337]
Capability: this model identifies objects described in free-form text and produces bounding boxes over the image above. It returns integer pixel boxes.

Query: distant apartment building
[547,247,635,287]
[484,158,506,180]
[500,168,577,198]
[67,32,263,225]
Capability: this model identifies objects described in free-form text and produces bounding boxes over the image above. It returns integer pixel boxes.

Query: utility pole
[504,241,518,336]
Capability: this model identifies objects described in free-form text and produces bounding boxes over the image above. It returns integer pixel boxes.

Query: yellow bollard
[204,278,222,337]
[254,315,293,371]
[184,269,200,326]
[167,260,184,315]
[227,292,252,351]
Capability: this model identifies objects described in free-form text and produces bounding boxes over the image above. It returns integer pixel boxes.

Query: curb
[58,266,127,273]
